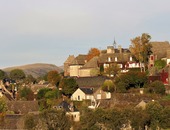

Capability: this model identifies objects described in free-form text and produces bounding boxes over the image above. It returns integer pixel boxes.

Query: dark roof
[98,52,132,63]
[80,87,93,94]
[70,54,87,65]
[76,76,109,88]
[58,101,79,112]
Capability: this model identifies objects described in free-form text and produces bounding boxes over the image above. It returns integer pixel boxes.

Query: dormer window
[108,57,111,62]
[115,57,117,62]
[130,56,132,61]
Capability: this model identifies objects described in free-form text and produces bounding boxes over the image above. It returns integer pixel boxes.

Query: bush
[19,87,34,100]
[146,80,165,95]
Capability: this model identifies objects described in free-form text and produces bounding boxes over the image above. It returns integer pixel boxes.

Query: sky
[0,0,170,68]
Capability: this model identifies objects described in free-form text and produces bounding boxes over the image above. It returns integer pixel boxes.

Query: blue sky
[0,0,170,68]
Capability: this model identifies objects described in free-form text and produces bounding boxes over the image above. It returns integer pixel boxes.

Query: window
[78,96,80,100]
[151,55,154,60]
[115,57,118,62]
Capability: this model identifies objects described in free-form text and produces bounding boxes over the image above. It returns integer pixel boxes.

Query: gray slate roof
[80,87,93,94]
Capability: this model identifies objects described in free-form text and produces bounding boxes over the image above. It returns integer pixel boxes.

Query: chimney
[118,45,122,53]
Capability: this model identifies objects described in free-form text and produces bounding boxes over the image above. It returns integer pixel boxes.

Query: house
[69,54,87,77]
[57,101,80,122]
[98,45,142,74]
[75,76,112,100]
[79,56,99,77]
[64,55,75,76]
[135,100,148,110]
[71,87,94,101]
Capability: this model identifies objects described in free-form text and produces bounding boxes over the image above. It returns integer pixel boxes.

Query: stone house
[64,55,75,76]
[69,54,87,77]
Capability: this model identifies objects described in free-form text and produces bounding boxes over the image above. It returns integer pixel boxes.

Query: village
[0,34,170,129]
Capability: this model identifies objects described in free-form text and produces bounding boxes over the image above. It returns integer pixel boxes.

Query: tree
[146,101,163,129]
[154,59,166,70]
[59,77,78,96]
[19,87,34,100]
[105,63,121,77]
[10,69,26,80]
[101,80,115,92]
[146,80,165,95]
[37,88,52,100]
[130,33,152,71]
[41,109,71,130]
[86,48,100,61]
[24,75,36,84]
[47,70,61,86]
[0,70,6,80]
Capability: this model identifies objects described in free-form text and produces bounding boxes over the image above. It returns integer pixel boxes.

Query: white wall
[71,88,85,101]
[70,65,82,77]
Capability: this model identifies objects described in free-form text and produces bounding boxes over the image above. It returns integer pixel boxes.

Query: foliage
[0,98,7,113]
[0,70,6,80]
[160,107,170,129]
[105,63,121,77]
[146,101,163,129]
[24,114,38,130]
[44,89,58,99]
[19,87,34,100]
[10,69,26,80]
[41,109,71,130]
[86,48,100,61]
[101,80,115,92]
[37,88,52,100]
[59,77,78,96]
[154,59,166,70]
[130,33,152,67]
[24,75,36,84]
[47,70,61,86]
[115,71,147,92]
[100,65,104,75]
[146,80,165,95]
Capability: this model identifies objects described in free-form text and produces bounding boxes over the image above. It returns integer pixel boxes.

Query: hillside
[3,63,63,78]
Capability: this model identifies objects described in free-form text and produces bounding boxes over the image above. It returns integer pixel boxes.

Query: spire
[113,37,117,49]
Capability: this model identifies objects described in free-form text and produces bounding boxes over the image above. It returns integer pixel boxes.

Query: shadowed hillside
[3,63,63,78]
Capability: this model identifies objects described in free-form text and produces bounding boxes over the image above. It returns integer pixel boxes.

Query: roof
[76,76,109,88]
[80,56,99,69]
[80,87,93,94]
[151,41,170,59]
[98,52,131,63]
[64,55,75,64]
[7,101,39,114]
[70,54,87,65]
[58,101,79,112]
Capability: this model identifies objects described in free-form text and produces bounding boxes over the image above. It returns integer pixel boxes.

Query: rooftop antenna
[113,37,117,49]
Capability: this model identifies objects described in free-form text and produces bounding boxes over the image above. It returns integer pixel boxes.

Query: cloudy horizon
[0,0,170,68]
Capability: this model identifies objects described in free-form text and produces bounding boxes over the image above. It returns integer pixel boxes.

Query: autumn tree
[10,69,26,80]
[47,70,61,86]
[130,33,152,71]
[86,48,100,61]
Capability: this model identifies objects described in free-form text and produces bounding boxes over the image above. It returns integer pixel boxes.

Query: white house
[71,88,94,101]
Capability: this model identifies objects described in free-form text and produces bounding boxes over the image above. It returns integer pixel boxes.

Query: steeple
[113,38,117,49]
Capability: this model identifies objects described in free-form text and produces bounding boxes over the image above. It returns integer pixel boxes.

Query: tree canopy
[101,80,115,92]
[47,70,61,86]
[130,33,152,69]
[86,48,100,61]
[10,69,26,80]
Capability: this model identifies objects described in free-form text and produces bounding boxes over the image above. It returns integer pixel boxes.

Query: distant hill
[3,63,63,78]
